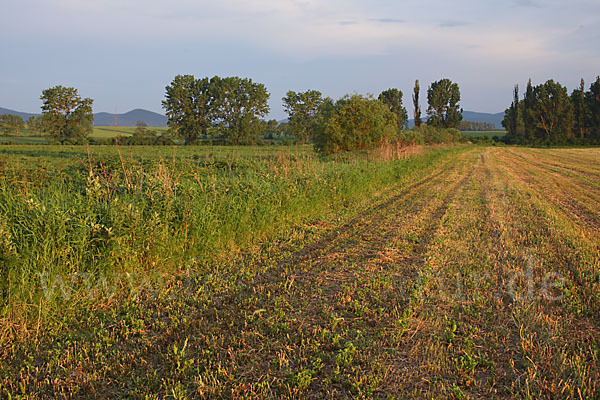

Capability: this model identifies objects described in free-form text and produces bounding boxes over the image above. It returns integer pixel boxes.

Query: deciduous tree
[162,75,214,144]
[282,90,323,144]
[211,77,270,145]
[378,88,408,130]
[426,79,462,128]
[526,80,573,144]
[0,114,24,135]
[40,86,93,143]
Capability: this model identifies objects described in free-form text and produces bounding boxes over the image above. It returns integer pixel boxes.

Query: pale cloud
[10,0,592,62]
[6,0,597,64]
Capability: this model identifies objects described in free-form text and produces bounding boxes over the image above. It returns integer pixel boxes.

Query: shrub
[313,95,398,155]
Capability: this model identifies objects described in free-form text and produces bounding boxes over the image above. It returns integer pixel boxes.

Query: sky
[1,0,599,120]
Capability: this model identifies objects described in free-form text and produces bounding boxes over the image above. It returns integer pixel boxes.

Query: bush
[415,125,465,145]
[313,94,398,155]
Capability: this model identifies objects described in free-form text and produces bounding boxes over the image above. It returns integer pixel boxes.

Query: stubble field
[0,145,599,398]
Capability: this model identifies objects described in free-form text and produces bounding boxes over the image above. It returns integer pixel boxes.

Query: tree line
[163,75,464,153]
[502,77,600,145]
[458,121,496,131]
[4,77,467,152]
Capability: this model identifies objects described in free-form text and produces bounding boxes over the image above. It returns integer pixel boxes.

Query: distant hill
[0,107,168,127]
[461,111,505,128]
[0,107,39,120]
[408,110,505,129]
[93,109,168,127]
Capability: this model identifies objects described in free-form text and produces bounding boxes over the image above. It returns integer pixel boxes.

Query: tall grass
[0,144,459,340]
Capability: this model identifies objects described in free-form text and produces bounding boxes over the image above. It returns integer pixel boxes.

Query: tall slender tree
[412,80,422,127]
[586,76,600,142]
[502,85,521,142]
[523,79,536,141]
[571,79,586,139]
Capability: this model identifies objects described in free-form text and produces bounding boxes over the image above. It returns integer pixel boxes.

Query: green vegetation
[378,88,409,130]
[412,79,422,127]
[282,89,324,144]
[40,86,94,144]
[90,126,170,138]
[426,78,463,129]
[0,114,25,135]
[1,145,599,398]
[461,130,506,138]
[502,76,600,145]
[312,94,399,155]
[162,75,270,145]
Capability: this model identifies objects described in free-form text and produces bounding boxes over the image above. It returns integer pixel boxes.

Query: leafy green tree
[282,90,323,144]
[162,75,214,144]
[585,76,600,142]
[133,120,156,139]
[571,79,587,140]
[526,80,573,144]
[413,80,422,127]
[26,116,38,135]
[426,79,462,128]
[40,86,93,143]
[313,94,398,155]
[264,119,279,140]
[211,76,270,145]
[0,114,24,135]
[378,88,408,130]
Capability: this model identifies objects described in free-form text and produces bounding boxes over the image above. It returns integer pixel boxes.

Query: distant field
[461,130,506,137]
[90,126,170,138]
[0,126,169,141]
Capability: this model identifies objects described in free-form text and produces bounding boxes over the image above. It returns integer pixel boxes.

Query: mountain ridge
[0,107,168,127]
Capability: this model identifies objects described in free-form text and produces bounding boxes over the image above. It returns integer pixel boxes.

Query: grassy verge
[0,144,461,343]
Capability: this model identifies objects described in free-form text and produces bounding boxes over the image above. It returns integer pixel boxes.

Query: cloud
[514,0,545,8]
[439,21,470,28]
[4,0,599,66]
[370,18,406,24]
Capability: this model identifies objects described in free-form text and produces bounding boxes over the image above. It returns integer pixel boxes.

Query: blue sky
[2,0,599,120]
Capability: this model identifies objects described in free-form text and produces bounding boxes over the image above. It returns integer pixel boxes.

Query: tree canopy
[0,114,25,136]
[378,88,408,130]
[502,78,600,145]
[40,86,93,143]
[162,75,270,145]
[282,90,323,144]
[212,76,270,145]
[162,75,214,144]
[426,79,462,129]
